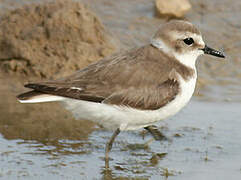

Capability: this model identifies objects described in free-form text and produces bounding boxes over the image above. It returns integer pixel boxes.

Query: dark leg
[144,125,167,141]
[105,128,120,169]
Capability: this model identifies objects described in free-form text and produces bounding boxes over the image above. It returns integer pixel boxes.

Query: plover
[17,20,225,168]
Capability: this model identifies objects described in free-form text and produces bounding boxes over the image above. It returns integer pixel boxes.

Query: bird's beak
[201,45,225,58]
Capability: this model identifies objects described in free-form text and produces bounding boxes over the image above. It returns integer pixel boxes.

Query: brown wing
[103,79,179,110]
[24,45,182,110]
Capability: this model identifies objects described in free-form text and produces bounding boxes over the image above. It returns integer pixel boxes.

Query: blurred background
[0,0,240,179]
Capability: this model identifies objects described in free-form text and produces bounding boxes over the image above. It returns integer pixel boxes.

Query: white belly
[63,73,197,131]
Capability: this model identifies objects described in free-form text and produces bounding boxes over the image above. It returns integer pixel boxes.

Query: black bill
[201,45,225,58]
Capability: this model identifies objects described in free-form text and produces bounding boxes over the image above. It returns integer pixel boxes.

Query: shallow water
[1,100,241,179]
[0,0,241,179]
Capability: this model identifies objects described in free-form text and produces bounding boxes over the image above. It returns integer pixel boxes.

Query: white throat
[173,51,199,69]
[151,38,201,69]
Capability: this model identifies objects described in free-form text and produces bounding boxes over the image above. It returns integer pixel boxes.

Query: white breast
[63,71,197,131]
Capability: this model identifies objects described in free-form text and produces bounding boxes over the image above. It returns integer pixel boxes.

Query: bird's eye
[183,38,194,45]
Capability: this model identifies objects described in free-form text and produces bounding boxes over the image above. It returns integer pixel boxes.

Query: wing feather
[22,45,183,110]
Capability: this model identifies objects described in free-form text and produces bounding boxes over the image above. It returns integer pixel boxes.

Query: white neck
[151,38,200,69]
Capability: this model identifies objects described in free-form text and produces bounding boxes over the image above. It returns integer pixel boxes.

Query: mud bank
[0,0,116,80]
[0,0,116,141]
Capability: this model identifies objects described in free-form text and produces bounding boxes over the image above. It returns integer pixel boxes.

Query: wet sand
[0,0,240,179]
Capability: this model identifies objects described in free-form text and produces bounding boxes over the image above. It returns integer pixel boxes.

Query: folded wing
[17,45,180,110]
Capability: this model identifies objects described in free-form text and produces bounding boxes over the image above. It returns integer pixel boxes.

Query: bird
[17,20,225,169]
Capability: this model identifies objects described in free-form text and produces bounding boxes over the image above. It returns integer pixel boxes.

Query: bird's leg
[144,125,167,141]
[105,128,120,169]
